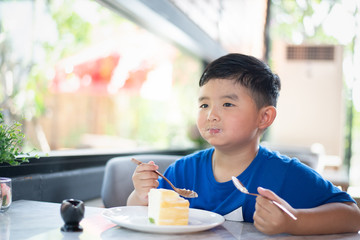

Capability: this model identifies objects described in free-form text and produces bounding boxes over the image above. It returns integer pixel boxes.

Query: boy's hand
[131,161,159,204]
[253,187,297,235]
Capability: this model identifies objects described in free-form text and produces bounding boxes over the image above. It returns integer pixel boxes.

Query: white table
[0,200,359,239]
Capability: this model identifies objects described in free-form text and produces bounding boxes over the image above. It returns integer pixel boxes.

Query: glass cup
[0,178,12,213]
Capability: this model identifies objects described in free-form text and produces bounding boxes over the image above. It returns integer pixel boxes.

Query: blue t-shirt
[158,146,355,222]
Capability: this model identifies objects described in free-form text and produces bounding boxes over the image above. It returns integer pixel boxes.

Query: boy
[127,53,360,235]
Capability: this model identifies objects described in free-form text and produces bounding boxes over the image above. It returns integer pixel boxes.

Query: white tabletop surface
[0,200,359,240]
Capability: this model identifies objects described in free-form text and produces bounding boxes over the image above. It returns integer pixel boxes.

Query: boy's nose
[207,107,220,121]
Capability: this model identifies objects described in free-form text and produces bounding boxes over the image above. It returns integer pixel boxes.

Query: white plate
[102,206,225,234]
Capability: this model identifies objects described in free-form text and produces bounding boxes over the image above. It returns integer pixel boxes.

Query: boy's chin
[208,141,230,149]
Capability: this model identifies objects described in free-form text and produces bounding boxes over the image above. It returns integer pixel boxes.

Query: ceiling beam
[95,0,227,62]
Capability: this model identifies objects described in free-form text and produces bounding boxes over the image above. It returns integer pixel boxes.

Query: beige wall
[269,42,345,157]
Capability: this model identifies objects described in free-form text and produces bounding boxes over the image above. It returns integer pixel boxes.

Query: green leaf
[0,110,36,165]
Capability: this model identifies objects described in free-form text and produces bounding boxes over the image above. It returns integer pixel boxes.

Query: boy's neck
[212,145,259,182]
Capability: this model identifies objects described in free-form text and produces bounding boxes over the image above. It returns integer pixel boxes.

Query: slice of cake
[148,188,189,225]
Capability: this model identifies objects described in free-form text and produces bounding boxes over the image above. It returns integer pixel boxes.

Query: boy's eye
[200,104,208,108]
[223,103,234,107]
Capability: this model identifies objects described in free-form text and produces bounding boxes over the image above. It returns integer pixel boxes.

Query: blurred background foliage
[1,0,203,152]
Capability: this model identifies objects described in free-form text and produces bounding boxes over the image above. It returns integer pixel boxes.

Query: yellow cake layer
[159,200,189,208]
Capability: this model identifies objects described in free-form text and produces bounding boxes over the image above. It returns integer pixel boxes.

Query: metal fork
[232,176,297,220]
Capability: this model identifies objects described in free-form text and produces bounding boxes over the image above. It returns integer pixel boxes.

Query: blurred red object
[52,52,121,94]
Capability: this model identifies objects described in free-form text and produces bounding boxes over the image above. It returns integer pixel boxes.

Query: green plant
[0,111,34,166]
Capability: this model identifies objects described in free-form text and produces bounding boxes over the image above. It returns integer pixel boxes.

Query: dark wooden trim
[0,148,197,178]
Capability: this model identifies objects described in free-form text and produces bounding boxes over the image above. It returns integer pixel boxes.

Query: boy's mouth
[208,127,221,135]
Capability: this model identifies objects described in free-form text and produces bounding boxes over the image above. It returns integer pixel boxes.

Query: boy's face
[197,79,262,150]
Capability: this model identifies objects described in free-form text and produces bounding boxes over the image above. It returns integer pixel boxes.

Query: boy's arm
[254,187,360,235]
[127,190,148,206]
[288,202,359,235]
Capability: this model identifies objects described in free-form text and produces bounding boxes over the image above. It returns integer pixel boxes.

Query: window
[0,0,204,153]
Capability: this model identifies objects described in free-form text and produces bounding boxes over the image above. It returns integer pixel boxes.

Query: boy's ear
[258,106,277,130]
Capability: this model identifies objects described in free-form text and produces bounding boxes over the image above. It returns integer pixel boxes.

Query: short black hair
[199,53,281,108]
